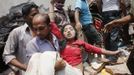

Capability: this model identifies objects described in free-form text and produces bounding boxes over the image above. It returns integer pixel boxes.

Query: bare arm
[104,15,133,33]
[111,15,132,25]
[49,0,55,22]
[75,9,82,31]
[101,49,120,55]
[9,58,27,71]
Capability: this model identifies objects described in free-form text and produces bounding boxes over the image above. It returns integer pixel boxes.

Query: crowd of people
[0,0,134,75]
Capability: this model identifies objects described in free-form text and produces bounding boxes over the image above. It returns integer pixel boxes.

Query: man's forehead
[33,24,47,28]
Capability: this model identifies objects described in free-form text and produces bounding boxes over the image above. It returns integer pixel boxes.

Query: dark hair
[43,14,50,26]
[22,2,38,16]
[68,10,75,23]
[61,23,78,40]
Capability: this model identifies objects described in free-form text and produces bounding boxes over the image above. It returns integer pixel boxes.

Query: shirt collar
[37,33,58,45]
[23,23,34,36]
[23,23,30,32]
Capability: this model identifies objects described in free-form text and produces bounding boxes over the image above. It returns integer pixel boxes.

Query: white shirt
[102,0,120,12]
[3,23,33,75]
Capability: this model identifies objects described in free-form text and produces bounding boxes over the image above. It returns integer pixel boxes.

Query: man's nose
[37,31,41,35]
[67,30,71,33]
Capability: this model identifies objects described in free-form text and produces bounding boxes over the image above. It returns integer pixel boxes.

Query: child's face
[63,25,76,40]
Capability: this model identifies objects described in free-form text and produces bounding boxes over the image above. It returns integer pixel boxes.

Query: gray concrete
[0,0,75,17]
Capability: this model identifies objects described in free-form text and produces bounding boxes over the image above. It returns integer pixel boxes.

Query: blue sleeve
[75,0,82,10]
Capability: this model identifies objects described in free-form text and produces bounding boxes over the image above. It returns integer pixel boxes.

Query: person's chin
[67,37,73,40]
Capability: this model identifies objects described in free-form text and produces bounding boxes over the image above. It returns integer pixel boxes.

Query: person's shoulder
[27,37,37,47]
[75,0,82,10]
[74,39,85,44]
[11,23,28,33]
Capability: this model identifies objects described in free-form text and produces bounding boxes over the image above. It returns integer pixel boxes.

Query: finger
[105,25,111,33]
[60,59,66,65]
[58,58,64,63]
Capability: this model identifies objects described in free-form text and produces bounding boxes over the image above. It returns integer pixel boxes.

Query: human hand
[75,22,82,31]
[114,50,122,56]
[55,59,66,71]
[103,21,115,33]
[22,64,27,71]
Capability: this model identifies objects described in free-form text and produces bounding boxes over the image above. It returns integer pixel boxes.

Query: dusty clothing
[60,40,102,66]
[127,50,134,74]
[125,0,134,74]
[75,0,102,44]
[75,0,93,25]
[48,22,102,66]
[54,9,70,28]
[102,0,122,62]
[26,33,60,58]
[102,0,120,12]
[82,24,103,44]
[130,0,134,16]
[25,51,82,75]
[3,23,33,75]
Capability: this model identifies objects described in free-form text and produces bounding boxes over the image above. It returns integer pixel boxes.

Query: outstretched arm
[104,15,133,33]
[49,0,55,22]
[75,40,120,55]
[101,49,120,55]
[75,8,82,31]
[49,0,63,39]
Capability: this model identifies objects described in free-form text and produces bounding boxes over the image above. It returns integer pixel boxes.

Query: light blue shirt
[75,0,93,25]
[26,33,60,58]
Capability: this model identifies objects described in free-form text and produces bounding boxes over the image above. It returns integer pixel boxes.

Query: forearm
[75,9,81,24]
[49,1,55,22]
[101,49,117,55]
[113,15,132,26]
[9,58,27,71]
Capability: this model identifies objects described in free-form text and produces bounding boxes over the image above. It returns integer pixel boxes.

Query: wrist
[21,64,27,71]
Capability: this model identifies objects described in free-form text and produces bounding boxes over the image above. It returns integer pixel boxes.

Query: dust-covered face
[54,0,65,10]
[63,25,76,40]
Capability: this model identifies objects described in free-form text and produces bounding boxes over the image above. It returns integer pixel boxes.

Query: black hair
[68,10,75,23]
[43,14,50,26]
[22,2,38,16]
[61,23,78,40]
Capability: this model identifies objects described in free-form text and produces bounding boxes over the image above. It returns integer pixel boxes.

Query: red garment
[60,40,102,66]
[50,22,63,40]
[50,22,102,66]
